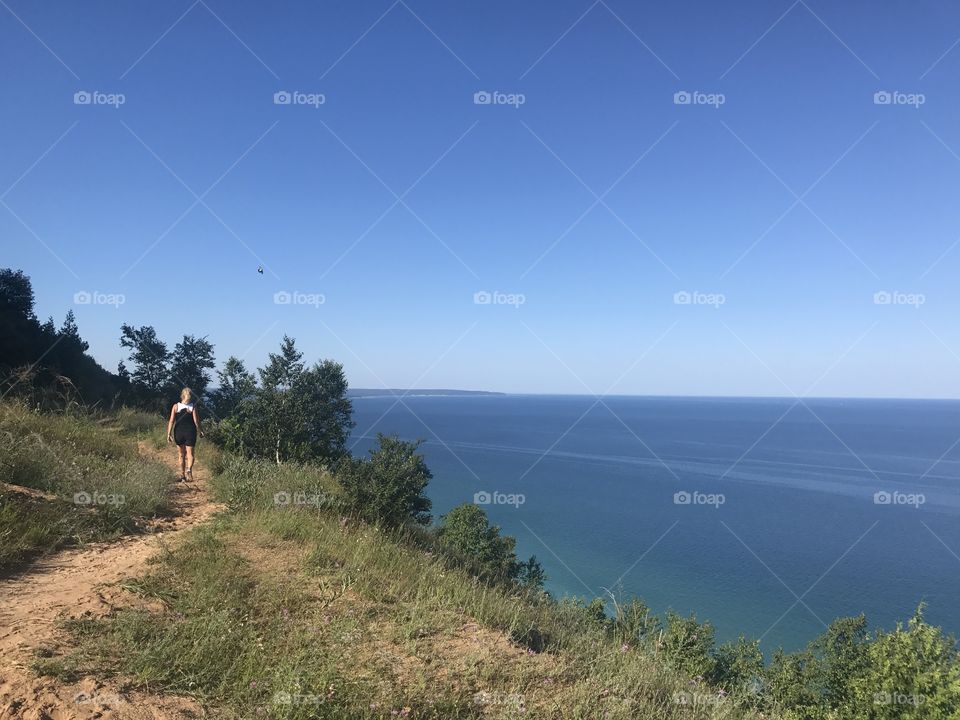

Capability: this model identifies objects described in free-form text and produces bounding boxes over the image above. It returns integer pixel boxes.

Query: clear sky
[3,0,960,398]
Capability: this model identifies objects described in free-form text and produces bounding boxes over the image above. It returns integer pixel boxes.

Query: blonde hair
[180,387,193,403]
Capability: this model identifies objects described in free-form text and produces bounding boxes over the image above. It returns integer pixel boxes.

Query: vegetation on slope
[0,402,174,570]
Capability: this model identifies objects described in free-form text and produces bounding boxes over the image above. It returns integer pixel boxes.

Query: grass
[3,409,761,717]
[47,499,762,719]
[0,401,175,570]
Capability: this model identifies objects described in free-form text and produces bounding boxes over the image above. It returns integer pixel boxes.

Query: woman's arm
[193,407,204,438]
[166,404,175,442]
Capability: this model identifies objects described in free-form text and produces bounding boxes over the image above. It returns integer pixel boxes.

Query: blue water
[348,395,960,652]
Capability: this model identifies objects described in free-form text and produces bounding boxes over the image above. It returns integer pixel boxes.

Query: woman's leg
[177,444,187,478]
[185,445,195,474]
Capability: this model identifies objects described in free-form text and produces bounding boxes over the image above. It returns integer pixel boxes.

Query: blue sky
[3,0,960,397]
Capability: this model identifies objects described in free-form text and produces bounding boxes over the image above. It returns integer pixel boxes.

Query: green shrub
[336,433,432,527]
[435,503,545,590]
[661,610,716,678]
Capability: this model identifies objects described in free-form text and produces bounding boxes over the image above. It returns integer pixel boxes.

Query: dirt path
[0,442,225,720]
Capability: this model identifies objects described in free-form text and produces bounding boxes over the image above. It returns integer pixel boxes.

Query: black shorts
[174,425,197,447]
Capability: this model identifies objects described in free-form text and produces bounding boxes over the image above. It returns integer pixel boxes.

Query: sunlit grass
[0,401,175,570]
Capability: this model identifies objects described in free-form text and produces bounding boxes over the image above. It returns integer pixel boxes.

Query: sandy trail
[0,442,224,719]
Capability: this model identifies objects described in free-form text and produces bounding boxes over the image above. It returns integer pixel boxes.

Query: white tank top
[176,402,194,412]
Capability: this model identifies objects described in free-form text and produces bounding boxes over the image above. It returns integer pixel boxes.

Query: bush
[661,610,716,678]
[336,434,432,527]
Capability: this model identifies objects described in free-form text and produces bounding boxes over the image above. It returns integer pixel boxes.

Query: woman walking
[166,387,204,482]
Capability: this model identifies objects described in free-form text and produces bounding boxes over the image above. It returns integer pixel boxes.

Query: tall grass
[0,401,175,569]
[51,503,759,719]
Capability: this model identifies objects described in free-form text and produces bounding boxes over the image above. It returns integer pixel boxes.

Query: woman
[166,387,204,482]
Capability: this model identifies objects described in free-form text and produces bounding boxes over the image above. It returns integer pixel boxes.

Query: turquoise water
[349,395,960,652]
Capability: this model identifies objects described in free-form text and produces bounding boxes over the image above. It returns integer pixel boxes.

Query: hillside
[0,406,758,719]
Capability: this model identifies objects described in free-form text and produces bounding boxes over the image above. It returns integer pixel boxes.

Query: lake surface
[348,395,960,652]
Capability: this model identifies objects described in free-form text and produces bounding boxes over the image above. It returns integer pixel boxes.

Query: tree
[288,360,354,461]
[221,336,355,464]
[0,269,118,406]
[119,324,170,398]
[846,605,960,719]
[208,357,257,416]
[0,268,35,319]
[259,335,304,463]
[58,310,88,354]
[435,503,543,589]
[516,555,547,591]
[169,334,216,398]
[338,434,432,527]
[0,269,41,372]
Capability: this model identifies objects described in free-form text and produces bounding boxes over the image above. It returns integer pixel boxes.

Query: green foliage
[613,597,661,645]
[222,336,354,464]
[558,596,610,629]
[337,433,432,527]
[516,554,547,591]
[169,334,216,398]
[433,503,546,590]
[212,452,341,513]
[845,605,960,719]
[119,324,170,399]
[0,401,174,569]
[207,356,256,417]
[661,610,716,678]
[708,636,764,695]
[0,269,119,406]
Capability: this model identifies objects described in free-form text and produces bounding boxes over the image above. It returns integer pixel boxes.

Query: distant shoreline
[348,389,507,398]
[348,389,960,402]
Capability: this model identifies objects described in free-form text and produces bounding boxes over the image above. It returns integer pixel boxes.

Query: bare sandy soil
[0,442,224,720]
